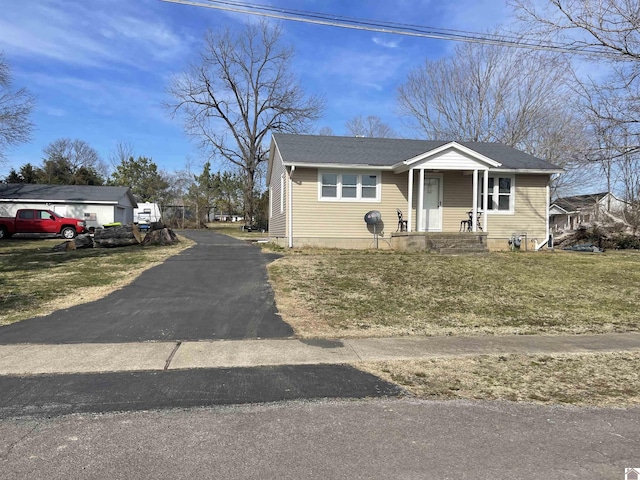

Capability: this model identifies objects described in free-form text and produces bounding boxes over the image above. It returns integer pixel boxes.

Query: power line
[158,0,616,58]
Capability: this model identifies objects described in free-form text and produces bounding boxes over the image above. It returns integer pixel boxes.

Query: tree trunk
[140,227,179,246]
[51,233,94,252]
[94,224,142,248]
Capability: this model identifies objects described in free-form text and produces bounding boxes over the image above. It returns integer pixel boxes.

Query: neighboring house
[267,134,562,251]
[549,192,625,233]
[0,184,137,229]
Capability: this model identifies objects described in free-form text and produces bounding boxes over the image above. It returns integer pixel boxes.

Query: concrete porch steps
[392,232,489,253]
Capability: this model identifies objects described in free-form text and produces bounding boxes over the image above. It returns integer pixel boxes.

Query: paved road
[0,230,293,344]
[1,398,638,480]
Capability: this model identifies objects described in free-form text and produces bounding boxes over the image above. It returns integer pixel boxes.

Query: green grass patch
[268,249,640,337]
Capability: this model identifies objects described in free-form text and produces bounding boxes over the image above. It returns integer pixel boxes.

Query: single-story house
[267,134,563,251]
[549,192,626,233]
[0,184,137,229]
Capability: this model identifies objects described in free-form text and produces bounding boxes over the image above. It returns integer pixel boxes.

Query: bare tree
[512,0,640,152]
[167,21,324,224]
[317,126,334,136]
[0,52,35,162]
[108,141,135,171]
[398,41,572,143]
[42,138,107,185]
[397,40,588,196]
[511,0,640,222]
[511,0,640,61]
[345,115,397,138]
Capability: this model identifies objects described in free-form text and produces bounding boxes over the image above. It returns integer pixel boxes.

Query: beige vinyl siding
[486,174,549,241]
[442,171,475,232]
[268,148,287,237]
[291,168,405,238]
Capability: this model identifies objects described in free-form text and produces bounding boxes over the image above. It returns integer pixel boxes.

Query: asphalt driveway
[0,230,293,344]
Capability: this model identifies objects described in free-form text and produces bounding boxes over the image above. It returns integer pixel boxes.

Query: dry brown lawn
[267,249,640,338]
[360,351,640,407]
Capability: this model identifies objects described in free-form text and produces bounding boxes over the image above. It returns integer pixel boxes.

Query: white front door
[421,176,442,231]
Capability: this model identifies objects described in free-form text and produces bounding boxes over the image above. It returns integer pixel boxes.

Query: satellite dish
[364,210,381,225]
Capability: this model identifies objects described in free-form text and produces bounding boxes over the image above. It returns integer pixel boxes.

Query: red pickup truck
[0,209,86,239]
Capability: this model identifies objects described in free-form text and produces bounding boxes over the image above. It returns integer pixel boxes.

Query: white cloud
[44,107,66,117]
[0,0,192,69]
[372,36,401,48]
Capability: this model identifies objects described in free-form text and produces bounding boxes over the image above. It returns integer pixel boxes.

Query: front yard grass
[360,351,640,407]
[267,249,640,338]
[0,236,193,325]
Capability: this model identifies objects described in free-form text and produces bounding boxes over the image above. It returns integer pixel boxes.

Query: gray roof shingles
[0,184,133,203]
[272,134,562,171]
[552,192,610,211]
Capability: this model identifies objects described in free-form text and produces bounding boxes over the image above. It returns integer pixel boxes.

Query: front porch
[392,231,489,253]
[398,143,499,235]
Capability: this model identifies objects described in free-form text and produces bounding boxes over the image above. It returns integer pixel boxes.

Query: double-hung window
[480,175,514,212]
[319,171,380,201]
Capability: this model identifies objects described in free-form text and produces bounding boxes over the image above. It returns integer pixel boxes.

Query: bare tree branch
[0,52,35,162]
[345,115,397,138]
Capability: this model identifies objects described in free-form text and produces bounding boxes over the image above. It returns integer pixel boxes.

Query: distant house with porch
[549,192,625,233]
[0,184,137,229]
[267,134,562,251]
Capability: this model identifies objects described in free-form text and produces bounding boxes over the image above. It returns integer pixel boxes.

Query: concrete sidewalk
[1,332,639,376]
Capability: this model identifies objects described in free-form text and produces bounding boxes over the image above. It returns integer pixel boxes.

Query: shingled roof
[272,134,562,171]
[0,184,137,206]
[551,192,611,212]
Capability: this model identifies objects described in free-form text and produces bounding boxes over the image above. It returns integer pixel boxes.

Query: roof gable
[398,141,502,171]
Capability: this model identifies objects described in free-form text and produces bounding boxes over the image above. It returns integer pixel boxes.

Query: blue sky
[0,0,516,177]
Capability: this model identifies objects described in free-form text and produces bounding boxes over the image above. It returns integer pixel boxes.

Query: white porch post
[472,169,478,232]
[418,168,425,232]
[483,169,489,232]
[407,169,413,232]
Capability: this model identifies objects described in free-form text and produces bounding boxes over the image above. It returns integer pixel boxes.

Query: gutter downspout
[288,165,295,248]
[536,183,551,251]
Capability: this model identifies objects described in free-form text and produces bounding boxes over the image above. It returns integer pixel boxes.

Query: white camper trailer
[134,202,162,231]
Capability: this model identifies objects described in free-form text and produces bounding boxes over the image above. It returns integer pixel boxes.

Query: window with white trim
[319,171,380,201]
[480,175,514,212]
